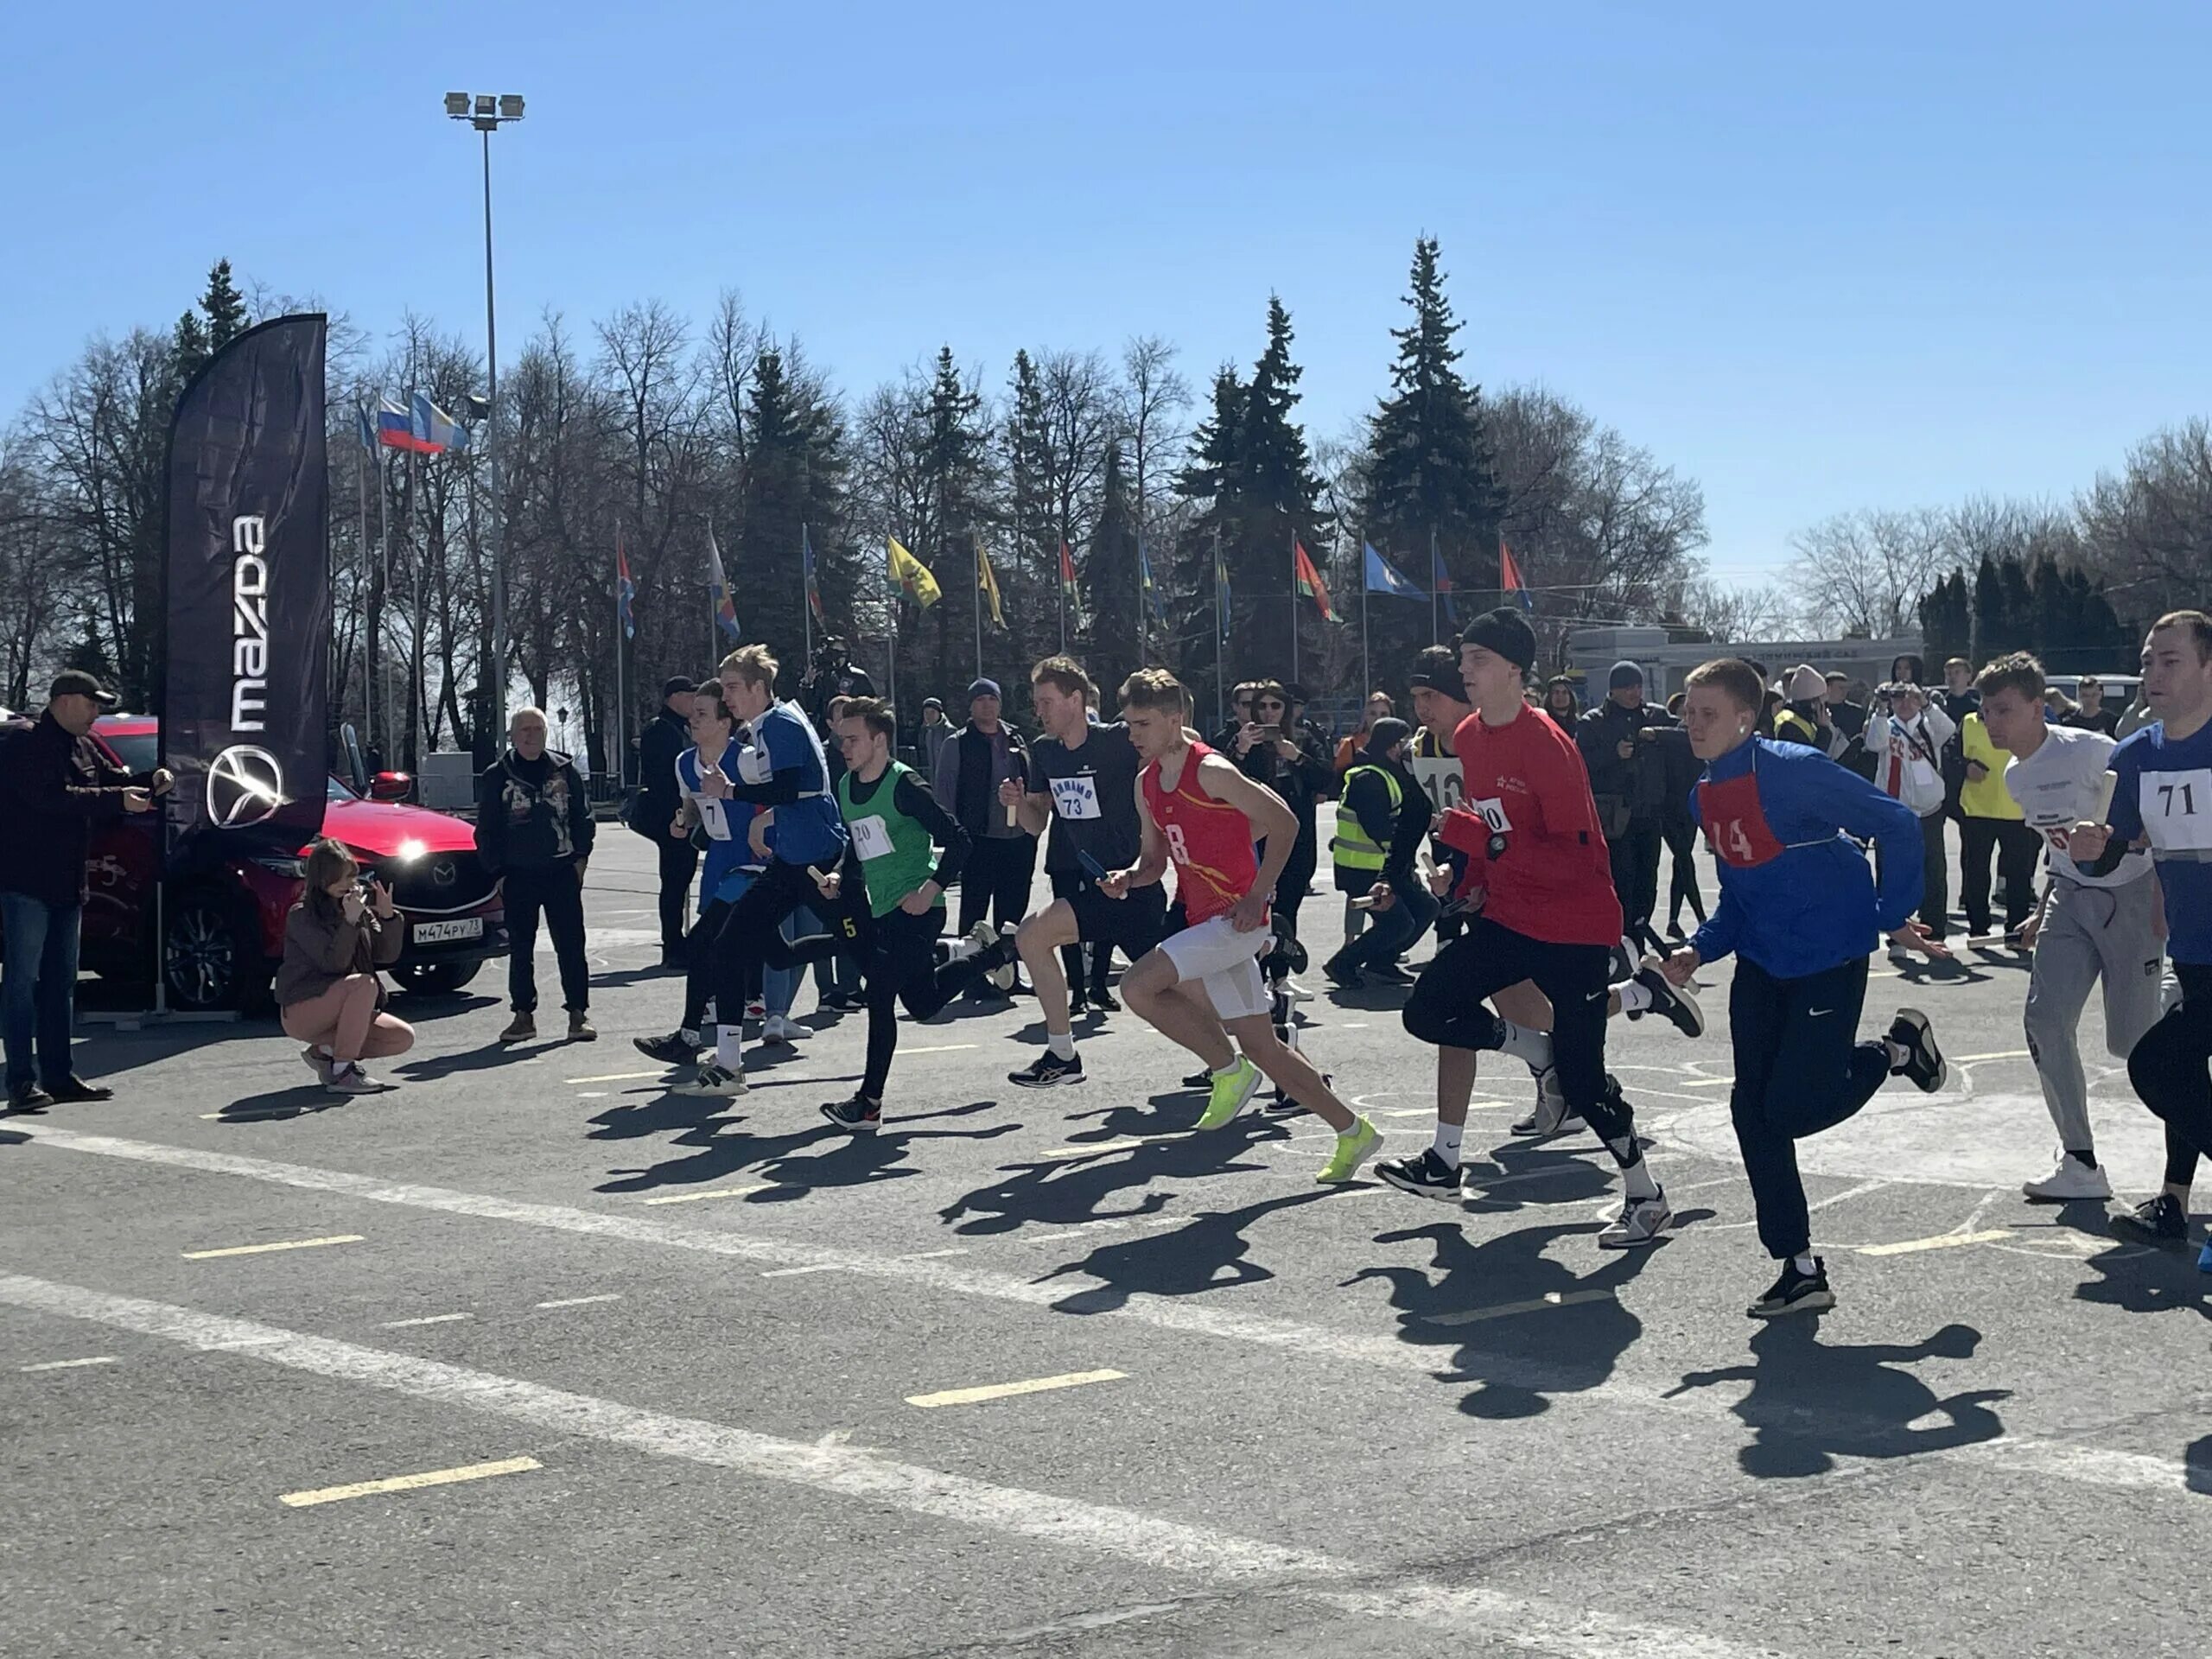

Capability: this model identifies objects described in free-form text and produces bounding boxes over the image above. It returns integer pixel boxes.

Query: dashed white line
[20,1355,118,1372]
[378,1313,474,1329]
[534,1294,623,1310]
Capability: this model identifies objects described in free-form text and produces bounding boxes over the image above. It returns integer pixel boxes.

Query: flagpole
[406,448,423,770]
[1361,538,1370,701]
[1212,526,1225,734]
[1289,531,1300,695]
[1057,536,1067,654]
[801,522,815,670]
[1429,525,1439,647]
[1135,538,1146,666]
[972,532,983,686]
[356,439,372,762]
[613,520,626,791]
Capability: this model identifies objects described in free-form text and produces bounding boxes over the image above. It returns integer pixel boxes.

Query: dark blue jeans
[1337,874,1440,972]
[0,894,83,1092]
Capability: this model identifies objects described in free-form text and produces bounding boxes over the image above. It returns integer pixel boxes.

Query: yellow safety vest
[1331,764,1400,872]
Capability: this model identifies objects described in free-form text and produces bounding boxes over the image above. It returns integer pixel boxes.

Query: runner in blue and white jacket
[1660,658,1952,1317]
[2068,609,2212,1257]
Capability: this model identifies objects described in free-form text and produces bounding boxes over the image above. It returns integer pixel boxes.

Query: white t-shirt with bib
[2004,722,2150,888]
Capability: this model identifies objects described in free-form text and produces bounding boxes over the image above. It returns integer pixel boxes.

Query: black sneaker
[1630,962,1706,1039]
[2114,1192,2189,1243]
[5,1083,52,1114]
[1322,954,1365,990]
[1887,1007,1948,1093]
[633,1031,698,1065]
[1008,1051,1086,1089]
[1089,988,1121,1014]
[1365,963,1415,987]
[819,1095,882,1134]
[1748,1257,1835,1318]
[1069,990,1090,1017]
[1181,1068,1212,1090]
[1375,1148,1465,1202]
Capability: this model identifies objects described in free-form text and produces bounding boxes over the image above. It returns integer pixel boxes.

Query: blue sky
[5,1,2209,582]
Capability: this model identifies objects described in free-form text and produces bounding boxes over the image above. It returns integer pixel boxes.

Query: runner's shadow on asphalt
[208,1083,347,1122]
[938,1116,1287,1237]
[391,1042,550,1082]
[1042,1190,1338,1311]
[2069,1231,2212,1321]
[1348,1219,1665,1419]
[1666,1319,2010,1478]
[598,1099,1012,1199]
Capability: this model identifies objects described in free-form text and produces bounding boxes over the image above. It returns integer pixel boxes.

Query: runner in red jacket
[1374,608,1675,1247]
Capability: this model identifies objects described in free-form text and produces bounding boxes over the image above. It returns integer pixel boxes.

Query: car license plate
[412,918,484,944]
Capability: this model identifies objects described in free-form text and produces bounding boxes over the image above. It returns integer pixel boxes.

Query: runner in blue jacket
[1660,659,1952,1316]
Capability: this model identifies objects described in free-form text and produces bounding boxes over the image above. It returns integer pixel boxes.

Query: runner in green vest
[815,698,1019,1132]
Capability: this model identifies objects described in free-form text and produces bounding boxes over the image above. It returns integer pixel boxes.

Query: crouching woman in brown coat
[274,839,414,1094]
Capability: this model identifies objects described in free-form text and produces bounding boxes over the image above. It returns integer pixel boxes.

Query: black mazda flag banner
[162,313,330,865]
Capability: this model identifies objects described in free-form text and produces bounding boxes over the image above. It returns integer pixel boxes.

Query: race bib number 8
[1052,776,1102,820]
[850,815,894,861]
[1164,823,1190,865]
[2143,769,2212,851]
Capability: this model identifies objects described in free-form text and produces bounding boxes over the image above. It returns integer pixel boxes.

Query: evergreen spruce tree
[1002,349,1059,653]
[733,346,849,677]
[200,259,248,353]
[1360,236,1503,676]
[1085,443,1144,684]
[914,347,992,702]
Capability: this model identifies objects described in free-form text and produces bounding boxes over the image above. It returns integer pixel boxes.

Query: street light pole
[447,92,524,742]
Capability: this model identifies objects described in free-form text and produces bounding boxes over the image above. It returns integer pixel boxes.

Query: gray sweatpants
[2024,875,2167,1152]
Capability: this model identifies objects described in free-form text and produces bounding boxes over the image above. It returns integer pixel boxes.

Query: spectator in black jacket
[632,676,697,964]
[1651,716,1707,938]
[1576,661,1675,952]
[1249,679,1333,957]
[0,671,168,1109]
[935,679,1034,993]
[476,707,596,1045]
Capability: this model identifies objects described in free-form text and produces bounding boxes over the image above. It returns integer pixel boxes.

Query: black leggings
[1050,871,1114,998]
[1401,917,1637,1158]
[1662,817,1706,929]
[855,906,989,1100]
[2128,962,2212,1185]
[710,861,836,1032]
[1726,956,1893,1260]
[1959,817,2041,935]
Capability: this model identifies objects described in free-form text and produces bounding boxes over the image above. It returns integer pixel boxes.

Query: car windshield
[327,775,359,802]
[103,733,157,773]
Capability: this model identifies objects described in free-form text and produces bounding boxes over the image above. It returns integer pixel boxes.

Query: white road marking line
[280,1456,542,1508]
[576,1091,608,1099]
[20,1355,117,1372]
[906,1369,1127,1408]
[378,1313,474,1328]
[0,1274,1772,1659]
[534,1294,622,1310]
[1859,1229,2015,1256]
[903,1044,980,1055]
[18,1127,2196,1500]
[900,1248,970,1260]
[760,1264,846,1279]
[1423,1289,1615,1328]
[564,1071,664,1084]
[1677,1076,1736,1089]
[1809,1178,1891,1214]
[1037,1136,1163,1161]
[181,1235,364,1261]
[641,1185,769,1206]
[1955,1050,2031,1063]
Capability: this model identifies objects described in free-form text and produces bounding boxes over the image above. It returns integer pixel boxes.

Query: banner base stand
[83,1010,241,1031]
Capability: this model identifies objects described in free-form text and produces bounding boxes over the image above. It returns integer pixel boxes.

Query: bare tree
[1119,335,1192,547]
[2076,419,2212,617]
[1671,574,1802,643]
[1787,506,1957,638]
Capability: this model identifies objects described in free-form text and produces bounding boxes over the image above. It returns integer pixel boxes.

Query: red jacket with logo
[1441,706,1623,947]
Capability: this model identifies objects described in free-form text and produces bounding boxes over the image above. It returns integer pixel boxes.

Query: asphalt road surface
[6,817,2210,1658]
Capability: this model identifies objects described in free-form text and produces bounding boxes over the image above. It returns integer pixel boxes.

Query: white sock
[1621,1157,1659,1201]
[948,934,983,962]
[1884,1039,1907,1071]
[1047,1032,1077,1061]
[715,1025,743,1070]
[1792,1253,1818,1274]
[1617,979,1653,1014]
[1496,1020,1552,1067]
[1212,1057,1247,1078]
[1432,1122,1465,1168]
[1338,1116,1368,1140]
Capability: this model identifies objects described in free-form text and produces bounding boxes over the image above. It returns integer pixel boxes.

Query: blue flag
[355,403,378,454]
[1139,542,1167,624]
[1214,547,1232,645]
[1363,542,1425,600]
[1430,540,1457,623]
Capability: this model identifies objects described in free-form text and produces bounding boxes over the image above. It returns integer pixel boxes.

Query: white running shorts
[1159,912,1270,1021]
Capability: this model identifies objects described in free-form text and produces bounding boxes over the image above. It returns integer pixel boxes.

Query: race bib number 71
[2143,769,2212,851]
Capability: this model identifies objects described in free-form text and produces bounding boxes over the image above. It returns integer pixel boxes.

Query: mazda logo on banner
[162,315,330,865]
[206,746,288,830]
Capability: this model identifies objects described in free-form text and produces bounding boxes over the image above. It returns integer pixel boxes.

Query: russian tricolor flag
[373,398,429,453]
[1500,538,1535,613]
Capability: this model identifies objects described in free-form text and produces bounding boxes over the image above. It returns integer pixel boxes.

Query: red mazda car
[82,715,509,1010]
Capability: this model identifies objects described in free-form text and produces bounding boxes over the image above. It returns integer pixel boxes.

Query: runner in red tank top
[1096,670,1382,1182]
[1371,609,1676,1247]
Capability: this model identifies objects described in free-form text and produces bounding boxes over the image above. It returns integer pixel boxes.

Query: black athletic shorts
[1052,869,1170,958]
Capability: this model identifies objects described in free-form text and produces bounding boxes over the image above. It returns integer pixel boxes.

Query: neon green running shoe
[1316,1116,1383,1183]
[1194,1056,1263,1129]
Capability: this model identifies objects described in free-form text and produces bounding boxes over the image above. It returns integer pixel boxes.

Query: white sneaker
[674,1059,747,1096]
[1511,1066,1579,1137]
[1599,1189,1672,1249]
[326,1063,388,1096]
[760,1015,813,1045]
[1281,977,1316,1004]
[988,924,1021,992]
[949,920,998,963]
[299,1046,334,1084]
[2024,1152,2112,1203]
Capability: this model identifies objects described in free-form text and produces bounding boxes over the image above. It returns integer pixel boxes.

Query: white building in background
[1566,626,1927,701]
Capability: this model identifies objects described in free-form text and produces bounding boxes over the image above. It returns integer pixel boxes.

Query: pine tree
[200,259,248,353]
[1085,443,1144,683]
[733,346,848,676]
[912,347,992,703]
[1361,236,1503,621]
[1001,349,1058,652]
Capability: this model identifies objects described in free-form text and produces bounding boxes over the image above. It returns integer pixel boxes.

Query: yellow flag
[976,537,1005,630]
[887,536,941,609]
